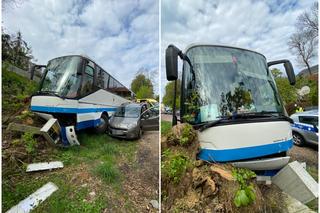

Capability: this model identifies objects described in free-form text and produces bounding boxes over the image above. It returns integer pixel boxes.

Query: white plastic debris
[150,200,159,209]
[6,182,58,213]
[26,161,64,172]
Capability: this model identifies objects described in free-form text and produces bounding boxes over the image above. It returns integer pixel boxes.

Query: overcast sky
[161,0,317,96]
[3,0,159,94]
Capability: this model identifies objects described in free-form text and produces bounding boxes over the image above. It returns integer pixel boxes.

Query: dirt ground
[288,144,318,167]
[120,131,159,212]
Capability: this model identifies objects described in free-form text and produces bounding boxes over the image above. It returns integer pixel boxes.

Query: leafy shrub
[162,151,190,184]
[21,132,37,154]
[232,168,256,207]
[167,123,197,147]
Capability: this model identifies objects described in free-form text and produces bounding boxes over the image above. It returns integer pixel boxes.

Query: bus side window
[81,64,94,96]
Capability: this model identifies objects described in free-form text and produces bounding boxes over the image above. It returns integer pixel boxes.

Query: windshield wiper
[35,91,62,98]
[198,111,292,132]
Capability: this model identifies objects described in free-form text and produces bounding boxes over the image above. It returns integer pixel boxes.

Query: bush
[162,150,190,184]
[167,123,197,147]
[21,132,37,154]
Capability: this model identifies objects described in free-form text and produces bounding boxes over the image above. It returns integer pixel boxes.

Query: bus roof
[184,43,266,59]
[48,54,136,95]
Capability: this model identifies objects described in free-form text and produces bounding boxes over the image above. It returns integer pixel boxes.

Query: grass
[161,120,172,135]
[2,133,138,212]
[2,62,37,116]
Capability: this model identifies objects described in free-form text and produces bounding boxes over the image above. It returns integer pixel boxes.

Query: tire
[94,114,108,134]
[137,127,143,139]
[292,132,305,146]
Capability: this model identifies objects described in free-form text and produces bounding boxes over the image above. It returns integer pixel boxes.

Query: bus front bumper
[231,156,290,171]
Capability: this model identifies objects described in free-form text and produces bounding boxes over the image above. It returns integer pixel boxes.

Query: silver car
[290,110,318,146]
[109,103,159,139]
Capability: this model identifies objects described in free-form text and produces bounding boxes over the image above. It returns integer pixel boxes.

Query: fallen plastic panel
[40,118,61,145]
[272,161,318,204]
[6,182,58,213]
[65,126,80,145]
[26,161,64,172]
[231,156,290,171]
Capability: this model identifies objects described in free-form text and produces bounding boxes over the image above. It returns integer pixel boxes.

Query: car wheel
[292,132,304,146]
[94,114,108,134]
[137,127,143,139]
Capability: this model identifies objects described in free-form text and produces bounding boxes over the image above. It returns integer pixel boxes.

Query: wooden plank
[6,123,42,135]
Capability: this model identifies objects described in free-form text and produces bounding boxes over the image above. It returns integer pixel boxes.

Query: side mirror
[166,45,181,81]
[267,60,296,85]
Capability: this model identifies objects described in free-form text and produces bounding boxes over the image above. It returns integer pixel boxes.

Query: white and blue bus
[30,55,134,145]
[165,44,296,171]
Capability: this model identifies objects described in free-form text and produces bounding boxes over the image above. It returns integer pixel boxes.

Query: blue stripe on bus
[31,105,116,114]
[76,119,101,131]
[292,123,317,133]
[198,139,293,162]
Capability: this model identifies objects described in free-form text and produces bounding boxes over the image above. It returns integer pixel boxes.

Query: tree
[136,85,153,99]
[2,30,34,70]
[296,2,318,39]
[288,2,318,75]
[288,32,316,75]
[130,73,154,98]
[162,80,181,109]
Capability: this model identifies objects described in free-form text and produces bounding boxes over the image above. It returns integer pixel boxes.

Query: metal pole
[172,80,177,126]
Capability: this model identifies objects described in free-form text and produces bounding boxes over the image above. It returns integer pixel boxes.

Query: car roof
[291,109,318,117]
[120,102,146,107]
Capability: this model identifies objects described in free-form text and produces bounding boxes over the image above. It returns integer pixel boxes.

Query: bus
[30,55,134,145]
[165,44,296,171]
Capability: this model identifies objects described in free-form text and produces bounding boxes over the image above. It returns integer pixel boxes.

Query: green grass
[94,161,120,184]
[161,120,172,135]
[2,133,138,212]
[2,63,38,116]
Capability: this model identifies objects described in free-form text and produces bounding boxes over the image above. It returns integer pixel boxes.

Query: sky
[161,0,317,96]
[3,0,159,94]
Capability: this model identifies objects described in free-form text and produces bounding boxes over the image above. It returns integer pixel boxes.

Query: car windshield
[182,46,284,124]
[114,105,141,118]
[40,56,82,98]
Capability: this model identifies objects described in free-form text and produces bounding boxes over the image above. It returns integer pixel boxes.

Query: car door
[299,115,318,143]
[141,106,159,131]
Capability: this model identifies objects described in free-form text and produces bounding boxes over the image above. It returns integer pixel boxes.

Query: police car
[290,110,318,146]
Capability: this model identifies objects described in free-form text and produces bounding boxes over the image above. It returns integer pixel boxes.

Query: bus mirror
[166,45,180,81]
[284,61,295,85]
[267,59,296,85]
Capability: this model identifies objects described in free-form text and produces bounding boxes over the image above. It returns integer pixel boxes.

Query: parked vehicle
[136,98,158,107]
[109,103,159,139]
[30,55,135,145]
[165,43,296,170]
[290,110,318,146]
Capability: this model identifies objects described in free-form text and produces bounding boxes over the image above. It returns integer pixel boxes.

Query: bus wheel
[292,132,304,146]
[94,114,108,134]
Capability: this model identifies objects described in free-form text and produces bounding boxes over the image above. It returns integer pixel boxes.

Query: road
[121,131,159,212]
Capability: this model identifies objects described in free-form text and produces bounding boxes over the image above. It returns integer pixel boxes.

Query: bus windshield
[182,46,284,124]
[40,56,82,98]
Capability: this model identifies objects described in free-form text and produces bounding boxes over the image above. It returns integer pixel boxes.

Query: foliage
[162,80,181,109]
[2,63,38,116]
[21,132,37,154]
[232,168,256,207]
[161,121,172,136]
[94,162,120,184]
[183,90,199,122]
[162,150,189,184]
[288,2,318,73]
[271,68,318,114]
[167,124,197,147]
[136,85,154,99]
[2,30,34,70]
[130,73,154,98]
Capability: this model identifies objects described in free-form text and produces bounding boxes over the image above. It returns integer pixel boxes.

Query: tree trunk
[306,62,312,76]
